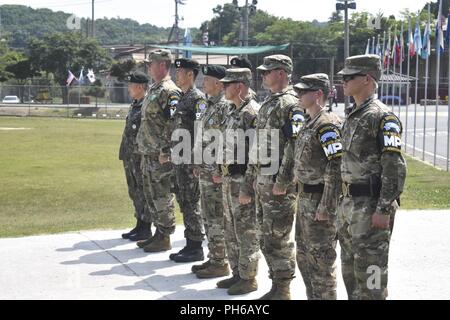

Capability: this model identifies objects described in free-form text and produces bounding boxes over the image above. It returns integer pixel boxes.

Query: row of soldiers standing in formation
[119,49,407,300]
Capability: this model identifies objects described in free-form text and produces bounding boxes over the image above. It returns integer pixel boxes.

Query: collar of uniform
[270,85,291,98]
[230,95,251,113]
[347,95,374,117]
[132,98,144,107]
[305,109,325,129]
[152,75,171,89]
[208,92,224,105]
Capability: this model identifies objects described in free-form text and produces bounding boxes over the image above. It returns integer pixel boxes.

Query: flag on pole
[414,20,422,56]
[399,27,405,64]
[384,32,391,67]
[422,19,431,59]
[87,69,96,84]
[409,24,415,57]
[365,39,370,54]
[446,9,450,45]
[78,67,85,85]
[66,70,76,86]
[392,34,400,65]
[436,18,445,55]
[376,35,381,56]
[183,28,193,59]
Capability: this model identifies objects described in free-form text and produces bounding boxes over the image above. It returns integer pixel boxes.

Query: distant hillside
[0,5,194,48]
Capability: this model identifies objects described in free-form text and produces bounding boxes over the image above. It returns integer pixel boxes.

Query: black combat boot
[121,219,141,239]
[128,222,152,242]
[172,239,204,263]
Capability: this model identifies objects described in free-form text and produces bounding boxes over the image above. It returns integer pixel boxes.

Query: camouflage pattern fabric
[337,96,406,300]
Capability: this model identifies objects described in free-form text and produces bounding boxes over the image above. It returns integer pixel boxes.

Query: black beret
[175,58,200,70]
[202,65,227,80]
[230,57,252,69]
[126,71,149,84]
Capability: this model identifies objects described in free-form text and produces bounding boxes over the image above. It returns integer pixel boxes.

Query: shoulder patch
[195,99,208,120]
[282,109,305,139]
[317,124,343,160]
[166,93,180,119]
[378,113,402,153]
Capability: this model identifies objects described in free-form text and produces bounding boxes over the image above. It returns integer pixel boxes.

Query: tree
[109,60,137,82]
[28,32,112,102]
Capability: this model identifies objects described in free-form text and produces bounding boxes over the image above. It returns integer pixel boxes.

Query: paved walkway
[1,210,449,300]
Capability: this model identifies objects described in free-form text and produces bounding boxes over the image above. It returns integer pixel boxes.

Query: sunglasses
[296,89,319,96]
[261,69,282,76]
[342,74,367,83]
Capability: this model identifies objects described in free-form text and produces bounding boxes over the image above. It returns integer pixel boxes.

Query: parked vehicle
[1,96,21,104]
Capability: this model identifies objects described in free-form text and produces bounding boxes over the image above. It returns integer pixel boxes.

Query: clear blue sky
[2,0,430,28]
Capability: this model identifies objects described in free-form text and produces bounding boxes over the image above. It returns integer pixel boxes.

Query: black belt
[342,182,381,198]
[221,164,246,176]
[301,183,324,194]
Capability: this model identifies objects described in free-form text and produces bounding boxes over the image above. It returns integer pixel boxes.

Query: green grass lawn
[0,116,449,238]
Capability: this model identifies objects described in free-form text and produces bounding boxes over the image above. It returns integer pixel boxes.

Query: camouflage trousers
[296,193,337,300]
[256,176,296,281]
[142,155,176,236]
[199,170,227,266]
[222,175,260,280]
[123,154,152,223]
[337,196,396,300]
[174,164,204,242]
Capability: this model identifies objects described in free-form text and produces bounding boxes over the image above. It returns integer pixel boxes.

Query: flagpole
[381,31,386,99]
[392,25,397,112]
[447,9,450,171]
[414,48,419,157]
[448,28,450,171]
[399,22,404,120]
[387,29,392,109]
[406,19,411,153]
[423,2,431,162]
[433,0,443,166]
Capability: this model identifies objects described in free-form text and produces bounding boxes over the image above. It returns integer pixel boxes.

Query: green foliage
[28,32,112,86]
[0,4,177,47]
[109,60,137,82]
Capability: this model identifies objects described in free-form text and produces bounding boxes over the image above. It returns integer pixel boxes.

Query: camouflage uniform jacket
[173,86,207,138]
[242,86,304,194]
[222,95,260,178]
[197,92,229,173]
[119,98,144,161]
[293,109,343,215]
[137,76,181,156]
[341,95,407,214]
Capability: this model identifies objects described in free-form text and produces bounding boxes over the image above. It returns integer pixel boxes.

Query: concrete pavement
[1,210,450,300]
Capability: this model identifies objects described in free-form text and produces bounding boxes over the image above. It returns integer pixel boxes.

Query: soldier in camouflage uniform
[119,72,153,242]
[168,58,206,263]
[289,74,342,300]
[192,65,231,278]
[240,55,305,300]
[213,68,261,296]
[230,57,258,101]
[337,54,407,300]
[136,49,182,253]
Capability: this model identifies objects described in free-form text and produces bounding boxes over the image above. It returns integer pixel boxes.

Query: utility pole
[91,0,95,38]
[336,0,356,108]
[233,0,257,55]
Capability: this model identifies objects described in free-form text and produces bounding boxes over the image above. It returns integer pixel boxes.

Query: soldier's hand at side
[272,183,287,196]
[193,167,200,178]
[371,212,390,230]
[212,174,222,184]
[239,193,252,205]
[159,154,171,165]
[315,212,329,221]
